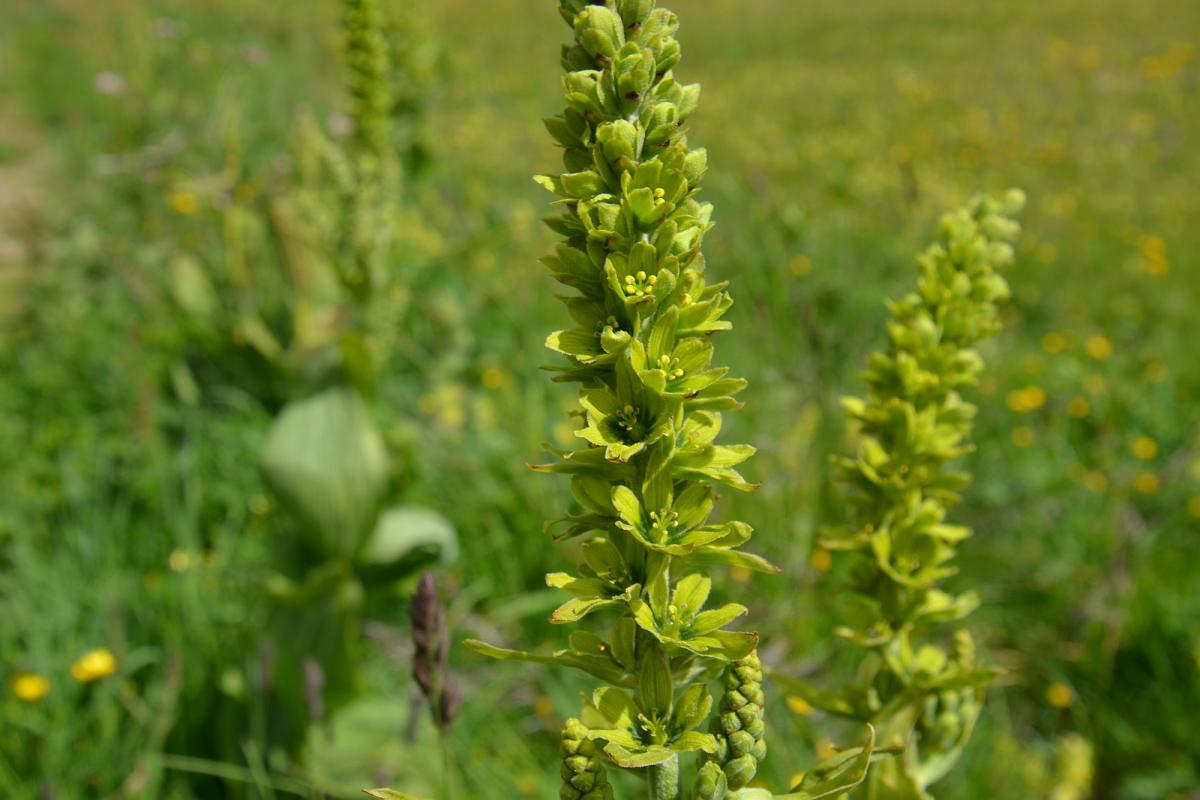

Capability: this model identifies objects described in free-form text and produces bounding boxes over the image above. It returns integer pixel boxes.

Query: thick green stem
[649,755,680,800]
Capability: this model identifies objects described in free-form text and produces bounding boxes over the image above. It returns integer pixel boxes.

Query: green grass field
[1,0,1198,798]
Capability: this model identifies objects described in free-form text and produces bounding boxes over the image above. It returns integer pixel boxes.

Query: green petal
[672,573,711,614]
[603,742,676,768]
[670,730,718,754]
[688,602,747,635]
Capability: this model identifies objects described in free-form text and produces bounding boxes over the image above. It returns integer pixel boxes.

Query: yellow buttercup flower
[1007,386,1047,413]
[1130,436,1158,461]
[809,547,833,574]
[71,648,118,683]
[533,695,556,718]
[1085,336,1112,360]
[169,190,199,215]
[1066,396,1090,419]
[480,366,509,390]
[11,672,51,702]
[1046,682,1074,709]
[1133,471,1161,495]
[1137,234,1169,277]
[786,695,814,716]
[789,254,812,277]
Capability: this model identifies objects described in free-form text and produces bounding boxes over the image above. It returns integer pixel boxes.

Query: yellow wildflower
[1130,436,1158,461]
[1085,336,1112,360]
[1133,471,1161,495]
[11,672,51,703]
[533,695,555,718]
[786,695,814,716]
[809,548,833,574]
[1046,682,1074,709]
[1007,386,1047,413]
[1066,396,1090,419]
[480,367,508,390]
[729,565,751,583]
[71,648,118,683]
[169,191,199,215]
[1138,234,1169,277]
[789,255,812,277]
[1041,332,1067,354]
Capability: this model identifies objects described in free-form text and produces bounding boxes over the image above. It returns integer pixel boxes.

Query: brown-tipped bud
[410,571,459,734]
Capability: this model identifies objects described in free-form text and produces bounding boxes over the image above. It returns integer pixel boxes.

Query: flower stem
[649,755,680,800]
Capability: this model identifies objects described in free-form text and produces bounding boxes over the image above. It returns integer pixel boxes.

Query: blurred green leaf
[359,504,457,567]
[260,386,390,558]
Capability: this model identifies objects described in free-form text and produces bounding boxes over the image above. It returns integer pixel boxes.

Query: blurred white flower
[327,113,355,138]
[93,71,125,95]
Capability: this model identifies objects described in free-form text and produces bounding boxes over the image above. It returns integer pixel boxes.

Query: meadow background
[1,0,1198,798]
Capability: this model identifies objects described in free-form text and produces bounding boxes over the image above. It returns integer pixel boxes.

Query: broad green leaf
[463,640,633,687]
[671,730,717,754]
[672,574,711,614]
[260,387,391,558]
[690,603,748,635]
[359,505,457,568]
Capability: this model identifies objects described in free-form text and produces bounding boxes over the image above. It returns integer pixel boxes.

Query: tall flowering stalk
[459,3,876,800]
[779,191,1025,799]
[337,0,399,301]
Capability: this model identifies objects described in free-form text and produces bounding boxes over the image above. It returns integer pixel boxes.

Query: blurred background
[1,0,1197,798]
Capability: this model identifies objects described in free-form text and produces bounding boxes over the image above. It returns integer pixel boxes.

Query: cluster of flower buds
[336,0,399,297]
[787,191,1025,798]
[467,2,780,798]
[706,653,767,791]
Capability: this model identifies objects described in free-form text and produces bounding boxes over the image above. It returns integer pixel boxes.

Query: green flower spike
[465,2,782,799]
[776,191,1025,800]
